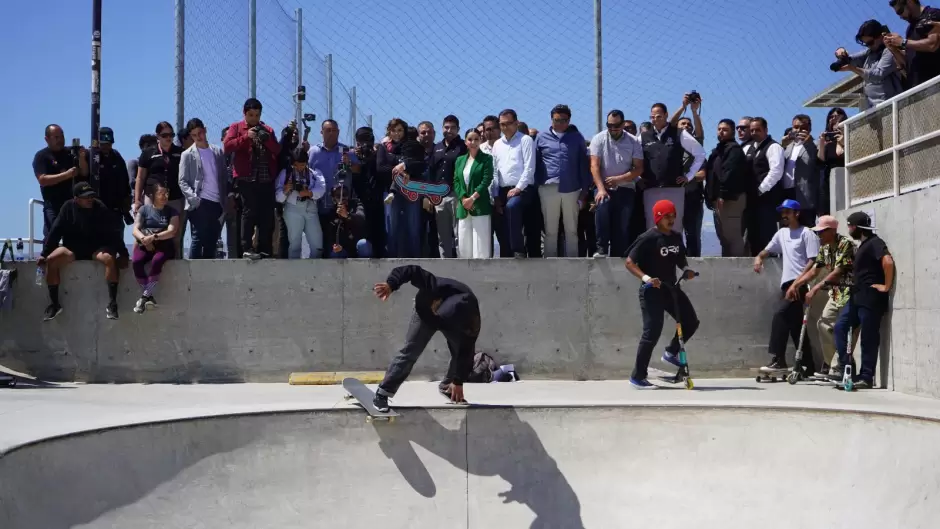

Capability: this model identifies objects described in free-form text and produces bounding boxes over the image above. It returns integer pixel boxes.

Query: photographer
[670,93,706,257]
[833,20,903,108]
[33,124,89,236]
[884,0,940,89]
[223,98,281,259]
[275,148,326,259]
[352,127,387,258]
[817,108,847,217]
[308,119,360,257]
[326,183,372,259]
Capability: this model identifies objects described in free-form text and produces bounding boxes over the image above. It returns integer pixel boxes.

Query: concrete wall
[835,184,940,399]
[0,258,800,383]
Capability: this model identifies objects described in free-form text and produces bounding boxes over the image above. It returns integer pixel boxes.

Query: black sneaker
[133,297,147,314]
[144,295,157,308]
[106,303,119,320]
[43,303,63,322]
[760,359,788,373]
[372,393,390,413]
[439,384,452,399]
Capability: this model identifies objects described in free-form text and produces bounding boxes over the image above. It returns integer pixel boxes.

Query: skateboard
[342,377,399,423]
[393,175,451,205]
[0,364,40,388]
[754,367,788,383]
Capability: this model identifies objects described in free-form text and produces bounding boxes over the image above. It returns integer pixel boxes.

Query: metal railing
[4,199,46,261]
[842,74,940,208]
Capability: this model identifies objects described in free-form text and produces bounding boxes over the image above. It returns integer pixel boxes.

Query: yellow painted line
[288,371,385,385]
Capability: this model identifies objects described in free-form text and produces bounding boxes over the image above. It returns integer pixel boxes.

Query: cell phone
[303,113,316,122]
[823,132,838,140]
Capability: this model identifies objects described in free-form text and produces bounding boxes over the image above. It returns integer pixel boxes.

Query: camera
[687,90,701,103]
[830,54,851,72]
[822,131,838,141]
[251,125,270,143]
[70,138,83,162]
[303,113,316,123]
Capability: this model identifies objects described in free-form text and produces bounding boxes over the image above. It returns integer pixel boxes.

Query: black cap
[99,127,114,144]
[846,211,876,231]
[73,181,97,198]
[355,127,374,141]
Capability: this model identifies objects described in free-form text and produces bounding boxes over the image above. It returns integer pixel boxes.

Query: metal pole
[351,86,357,140]
[175,0,185,132]
[295,8,303,125]
[326,53,333,120]
[366,114,373,129]
[248,0,257,98]
[594,0,603,134]
[90,0,102,190]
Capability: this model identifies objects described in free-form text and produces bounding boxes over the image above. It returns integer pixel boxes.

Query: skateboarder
[753,199,819,376]
[624,199,699,389]
[372,264,481,411]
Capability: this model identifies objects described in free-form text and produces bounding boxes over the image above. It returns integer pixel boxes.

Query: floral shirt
[814,234,855,307]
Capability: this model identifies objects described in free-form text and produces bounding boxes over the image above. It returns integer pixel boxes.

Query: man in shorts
[39,182,126,321]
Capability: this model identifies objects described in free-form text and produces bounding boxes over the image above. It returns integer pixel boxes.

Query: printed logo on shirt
[660,245,680,257]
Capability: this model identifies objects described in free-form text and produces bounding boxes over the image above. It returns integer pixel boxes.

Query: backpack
[468,352,498,383]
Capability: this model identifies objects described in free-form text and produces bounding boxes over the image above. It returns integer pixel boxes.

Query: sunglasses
[736,125,749,131]
[607,122,624,129]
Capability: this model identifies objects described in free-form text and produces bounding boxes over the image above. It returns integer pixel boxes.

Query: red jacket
[223,120,281,180]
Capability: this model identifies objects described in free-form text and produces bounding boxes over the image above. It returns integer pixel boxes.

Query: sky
[1,0,899,253]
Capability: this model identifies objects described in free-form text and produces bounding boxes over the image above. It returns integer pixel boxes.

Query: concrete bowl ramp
[2,406,939,529]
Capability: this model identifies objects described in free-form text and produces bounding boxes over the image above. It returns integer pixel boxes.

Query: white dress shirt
[758,142,786,194]
[653,125,706,180]
[492,131,535,191]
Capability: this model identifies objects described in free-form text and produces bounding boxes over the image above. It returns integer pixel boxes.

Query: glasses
[736,125,749,131]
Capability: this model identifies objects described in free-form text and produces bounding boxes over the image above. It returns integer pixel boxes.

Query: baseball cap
[776,198,801,212]
[73,181,97,198]
[99,127,114,144]
[652,200,677,225]
[846,211,877,231]
[811,215,839,232]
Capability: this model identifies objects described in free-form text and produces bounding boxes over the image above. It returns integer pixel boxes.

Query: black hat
[846,211,877,231]
[355,127,374,141]
[99,127,114,144]
[73,181,97,198]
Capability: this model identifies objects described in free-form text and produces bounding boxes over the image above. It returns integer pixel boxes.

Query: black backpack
[468,352,499,383]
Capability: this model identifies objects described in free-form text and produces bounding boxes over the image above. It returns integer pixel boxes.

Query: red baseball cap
[653,200,676,225]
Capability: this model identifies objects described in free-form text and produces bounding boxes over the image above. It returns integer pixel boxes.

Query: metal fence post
[295,7,303,125]
[366,114,373,129]
[248,0,257,98]
[326,54,333,120]
[175,0,185,132]
[594,0,603,134]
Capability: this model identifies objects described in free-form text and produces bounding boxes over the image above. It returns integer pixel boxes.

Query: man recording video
[33,124,89,236]
[832,20,903,108]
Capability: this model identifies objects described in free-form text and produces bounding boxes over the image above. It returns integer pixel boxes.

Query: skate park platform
[2,379,940,528]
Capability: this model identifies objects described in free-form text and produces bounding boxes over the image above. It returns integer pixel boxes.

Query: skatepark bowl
[2,405,939,528]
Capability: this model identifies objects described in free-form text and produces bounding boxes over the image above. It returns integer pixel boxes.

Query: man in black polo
[832,212,894,389]
[884,0,940,89]
[430,115,467,258]
[639,103,706,236]
[745,117,786,256]
[33,124,89,235]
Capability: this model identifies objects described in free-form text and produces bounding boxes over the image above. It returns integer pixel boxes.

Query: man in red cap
[624,199,698,389]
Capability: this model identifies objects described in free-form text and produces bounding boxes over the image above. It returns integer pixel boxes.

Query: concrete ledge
[0,258,794,383]
[288,371,384,385]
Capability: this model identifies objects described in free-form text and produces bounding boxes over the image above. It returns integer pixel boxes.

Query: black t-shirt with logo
[905,7,940,88]
[628,228,689,285]
[851,234,891,310]
[32,147,79,209]
[139,144,184,200]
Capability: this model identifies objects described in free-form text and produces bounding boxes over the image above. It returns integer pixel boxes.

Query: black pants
[363,200,387,258]
[632,284,699,381]
[274,203,289,259]
[768,281,815,372]
[746,203,779,256]
[524,189,543,258]
[377,311,478,398]
[239,180,275,256]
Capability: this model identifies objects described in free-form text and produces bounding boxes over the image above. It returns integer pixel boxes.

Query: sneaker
[144,295,157,308]
[42,303,63,322]
[760,359,788,373]
[372,393,390,413]
[854,380,872,390]
[106,303,119,320]
[384,192,395,205]
[243,251,262,260]
[629,377,658,390]
[592,250,608,258]
[133,297,147,314]
[513,252,526,259]
[661,351,682,368]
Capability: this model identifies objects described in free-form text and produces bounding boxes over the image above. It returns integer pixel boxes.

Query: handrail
[841,71,940,128]
[27,198,44,260]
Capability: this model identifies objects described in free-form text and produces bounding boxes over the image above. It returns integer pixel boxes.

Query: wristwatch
[901,38,908,50]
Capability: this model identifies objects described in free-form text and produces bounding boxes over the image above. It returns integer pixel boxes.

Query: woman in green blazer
[453,129,494,258]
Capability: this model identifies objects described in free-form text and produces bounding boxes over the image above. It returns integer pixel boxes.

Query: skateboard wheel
[389,416,396,423]
[366,416,373,423]
[787,373,798,385]
[343,394,354,400]
[685,379,694,390]
[755,376,761,382]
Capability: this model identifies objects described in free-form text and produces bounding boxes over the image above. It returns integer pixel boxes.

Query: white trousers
[457,215,492,259]
[538,185,580,257]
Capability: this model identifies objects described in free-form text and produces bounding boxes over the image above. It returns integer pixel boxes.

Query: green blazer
[453,152,494,219]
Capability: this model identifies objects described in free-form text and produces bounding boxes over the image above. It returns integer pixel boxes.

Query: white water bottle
[35,264,45,286]
[15,238,25,262]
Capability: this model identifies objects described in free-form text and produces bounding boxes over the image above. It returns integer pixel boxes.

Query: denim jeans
[188,200,224,259]
[594,187,635,257]
[330,239,373,258]
[376,311,477,398]
[834,297,884,384]
[494,187,532,256]
[283,200,323,259]
[386,193,423,258]
[632,283,699,381]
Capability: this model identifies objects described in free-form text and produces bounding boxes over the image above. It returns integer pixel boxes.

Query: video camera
[829,54,851,72]
[687,90,701,104]
[70,138,83,164]
[251,125,270,143]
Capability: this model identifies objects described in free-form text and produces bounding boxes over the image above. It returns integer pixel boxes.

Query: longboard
[342,377,399,422]
[393,175,451,205]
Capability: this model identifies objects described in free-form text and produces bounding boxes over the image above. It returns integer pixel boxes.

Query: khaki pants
[816,297,843,373]
[714,195,747,257]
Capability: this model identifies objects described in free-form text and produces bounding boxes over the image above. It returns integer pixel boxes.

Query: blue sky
[2,0,898,250]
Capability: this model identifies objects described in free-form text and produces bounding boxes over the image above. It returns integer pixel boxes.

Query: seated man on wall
[38,182,126,321]
[327,183,372,258]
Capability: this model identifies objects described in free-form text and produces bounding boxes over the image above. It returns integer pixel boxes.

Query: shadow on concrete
[373,407,584,528]
[0,415,259,529]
